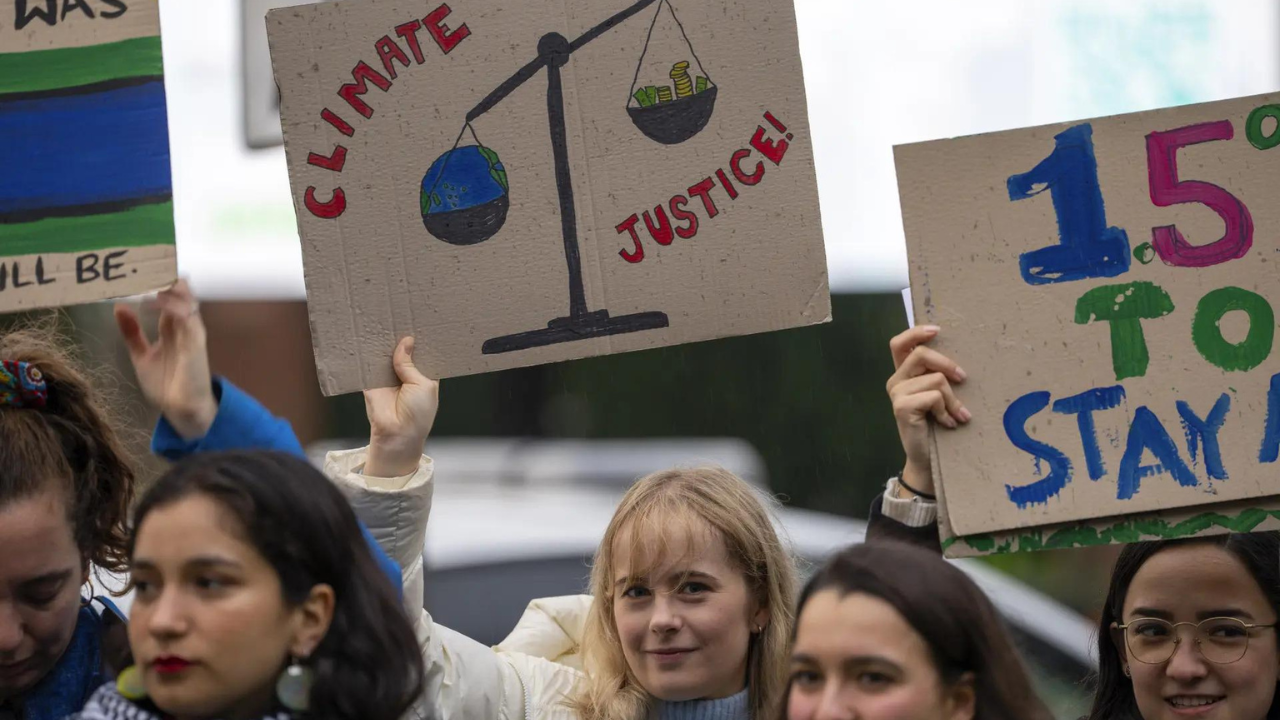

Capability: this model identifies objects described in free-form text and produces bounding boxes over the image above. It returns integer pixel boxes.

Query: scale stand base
[482,309,669,355]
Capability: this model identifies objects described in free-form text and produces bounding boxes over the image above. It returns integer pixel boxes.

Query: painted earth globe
[420,145,510,245]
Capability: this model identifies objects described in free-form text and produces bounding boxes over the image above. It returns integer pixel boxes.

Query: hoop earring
[116,665,147,700]
[1123,664,1131,678]
[276,656,315,712]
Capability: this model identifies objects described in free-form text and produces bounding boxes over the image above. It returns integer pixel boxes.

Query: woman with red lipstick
[71,450,424,720]
[0,282,404,720]
[781,541,1051,720]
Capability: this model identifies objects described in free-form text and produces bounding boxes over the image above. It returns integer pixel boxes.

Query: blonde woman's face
[612,518,767,703]
[787,590,973,720]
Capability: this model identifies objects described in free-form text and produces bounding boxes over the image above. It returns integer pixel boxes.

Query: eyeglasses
[1112,617,1277,665]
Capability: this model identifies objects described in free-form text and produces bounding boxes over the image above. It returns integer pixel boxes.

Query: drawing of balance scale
[418,0,717,355]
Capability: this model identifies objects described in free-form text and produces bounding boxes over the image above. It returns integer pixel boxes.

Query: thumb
[113,304,150,359]
[392,337,433,387]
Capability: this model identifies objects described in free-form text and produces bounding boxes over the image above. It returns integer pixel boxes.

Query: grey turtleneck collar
[655,687,750,720]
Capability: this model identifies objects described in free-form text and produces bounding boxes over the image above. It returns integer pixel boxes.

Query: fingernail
[921,324,941,333]
[958,407,972,422]
[941,416,957,428]
[954,366,968,381]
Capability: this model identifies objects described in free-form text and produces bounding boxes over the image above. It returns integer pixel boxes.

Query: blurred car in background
[308,437,1097,719]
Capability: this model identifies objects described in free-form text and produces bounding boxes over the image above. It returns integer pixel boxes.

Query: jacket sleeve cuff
[881,477,938,527]
[324,446,433,492]
[151,377,305,460]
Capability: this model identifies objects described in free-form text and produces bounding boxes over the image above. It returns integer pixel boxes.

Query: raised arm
[326,338,556,719]
[117,280,403,595]
[868,325,971,552]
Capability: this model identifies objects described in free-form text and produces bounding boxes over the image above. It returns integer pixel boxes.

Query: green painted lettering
[1075,281,1175,380]
[1192,286,1275,372]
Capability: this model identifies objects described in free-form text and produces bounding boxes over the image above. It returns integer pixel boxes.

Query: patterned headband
[0,360,48,409]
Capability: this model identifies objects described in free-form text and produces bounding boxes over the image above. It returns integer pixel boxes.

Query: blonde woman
[326,338,935,720]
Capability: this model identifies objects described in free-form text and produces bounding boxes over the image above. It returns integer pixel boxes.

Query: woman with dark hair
[0,281,402,720]
[881,325,1280,720]
[71,450,425,720]
[1086,533,1280,720]
[782,541,1052,720]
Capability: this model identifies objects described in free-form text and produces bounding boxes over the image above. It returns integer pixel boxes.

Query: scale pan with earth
[418,0,717,355]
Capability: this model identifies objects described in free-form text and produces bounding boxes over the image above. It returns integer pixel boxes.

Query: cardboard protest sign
[0,0,176,312]
[908,430,1280,557]
[267,0,829,395]
[896,91,1280,547]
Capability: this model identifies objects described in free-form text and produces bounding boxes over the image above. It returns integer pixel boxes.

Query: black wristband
[897,474,936,501]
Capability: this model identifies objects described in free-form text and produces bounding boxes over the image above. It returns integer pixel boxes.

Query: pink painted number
[1145,120,1253,268]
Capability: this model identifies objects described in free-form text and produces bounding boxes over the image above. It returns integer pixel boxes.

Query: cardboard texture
[896,91,1280,545]
[0,0,176,312]
[922,429,1280,557]
[267,0,829,395]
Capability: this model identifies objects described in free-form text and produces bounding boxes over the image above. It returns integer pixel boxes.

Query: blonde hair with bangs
[568,467,797,720]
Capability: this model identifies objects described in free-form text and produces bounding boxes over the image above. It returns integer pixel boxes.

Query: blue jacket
[150,378,403,594]
[17,379,402,720]
[11,599,124,720]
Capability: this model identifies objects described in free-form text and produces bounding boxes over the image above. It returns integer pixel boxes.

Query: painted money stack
[0,0,176,312]
[632,60,712,107]
[670,61,693,98]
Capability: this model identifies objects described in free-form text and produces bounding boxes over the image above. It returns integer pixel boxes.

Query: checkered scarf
[73,683,294,720]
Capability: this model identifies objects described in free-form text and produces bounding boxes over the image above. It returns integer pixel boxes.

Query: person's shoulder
[496,647,585,715]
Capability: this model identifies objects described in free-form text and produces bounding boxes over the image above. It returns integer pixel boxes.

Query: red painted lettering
[643,206,674,246]
[687,178,718,218]
[617,214,644,263]
[375,35,412,79]
[307,145,348,173]
[305,186,347,219]
[395,20,426,64]
[715,168,738,200]
[321,108,355,137]
[730,148,764,186]
[338,61,392,119]
[750,126,789,166]
[425,3,471,55]
[669,195,698,239]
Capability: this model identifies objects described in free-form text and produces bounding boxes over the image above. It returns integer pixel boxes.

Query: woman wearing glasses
[1088,533,1280,720]
[883,328,1280,719]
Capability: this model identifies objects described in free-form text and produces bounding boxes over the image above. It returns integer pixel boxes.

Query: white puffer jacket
[323,448,930,720]
[325,447,592,720]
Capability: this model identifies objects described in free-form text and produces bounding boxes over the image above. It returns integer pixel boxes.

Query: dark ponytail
[131,451,424,720]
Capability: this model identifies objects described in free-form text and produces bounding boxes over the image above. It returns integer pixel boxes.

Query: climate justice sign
[266,0,828,394]
[0,0,176,312]
[896,92,1280,552]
